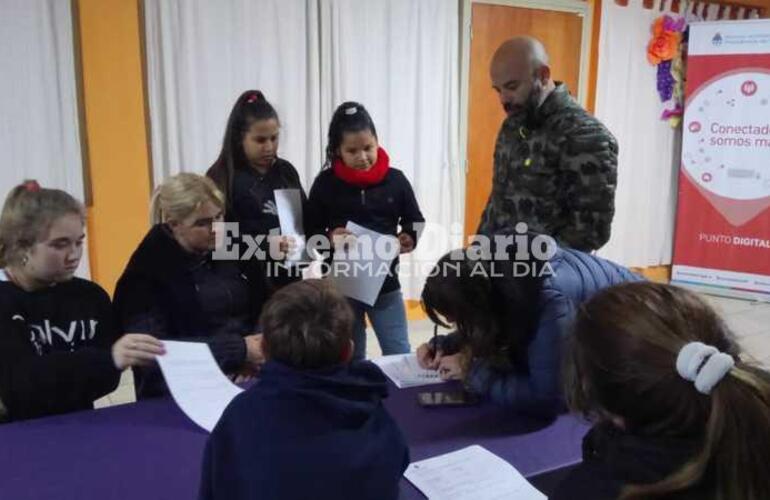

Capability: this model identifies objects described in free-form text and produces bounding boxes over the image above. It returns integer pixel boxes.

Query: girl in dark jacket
[306,102,425,360]
[207,90,306,290]
[114,173,265,398]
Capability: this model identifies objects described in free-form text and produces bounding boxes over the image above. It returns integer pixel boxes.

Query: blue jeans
[349,290,410,360]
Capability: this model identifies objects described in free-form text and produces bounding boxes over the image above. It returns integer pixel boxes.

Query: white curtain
[144,0,323,185]
[594,0,732,267]
[144,0,463,300]
[318,0,462,299]
[0,0,90,277]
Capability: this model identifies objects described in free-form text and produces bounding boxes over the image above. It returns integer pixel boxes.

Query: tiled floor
[93,293,770,409]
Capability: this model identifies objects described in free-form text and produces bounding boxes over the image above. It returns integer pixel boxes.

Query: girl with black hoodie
[206,90,306,290]
[0,181,163,421]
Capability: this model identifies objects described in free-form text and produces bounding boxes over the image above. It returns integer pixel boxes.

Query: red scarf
[332,147,390,187]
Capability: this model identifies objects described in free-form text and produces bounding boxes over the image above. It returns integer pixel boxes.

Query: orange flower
[652,17,666,36]
[647,31,681,65]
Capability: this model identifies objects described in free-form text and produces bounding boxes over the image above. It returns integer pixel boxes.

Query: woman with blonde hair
[114,173,266,398]
[553,282,770,499]
[0,181,163,421]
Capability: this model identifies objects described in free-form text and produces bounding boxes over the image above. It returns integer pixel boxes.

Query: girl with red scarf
[306,102,424,360]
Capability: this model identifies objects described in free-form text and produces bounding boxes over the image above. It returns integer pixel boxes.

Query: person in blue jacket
[416,237,640,417]
[198,279,409,500]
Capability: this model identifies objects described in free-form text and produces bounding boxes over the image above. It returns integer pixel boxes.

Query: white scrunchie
[676,341,735,395]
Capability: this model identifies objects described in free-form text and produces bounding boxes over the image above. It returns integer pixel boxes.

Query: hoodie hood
[256,360,389,427]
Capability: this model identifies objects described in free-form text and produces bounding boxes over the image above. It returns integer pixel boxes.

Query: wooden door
[465,3,584,237]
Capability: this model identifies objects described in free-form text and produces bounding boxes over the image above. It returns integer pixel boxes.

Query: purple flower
[663,15,686,33]
[657,61,674,102]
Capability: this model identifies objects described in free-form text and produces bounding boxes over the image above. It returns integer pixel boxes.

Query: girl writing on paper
[417,240,639,417]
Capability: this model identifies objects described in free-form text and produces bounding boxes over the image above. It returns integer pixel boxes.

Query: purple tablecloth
[0,382,588,499]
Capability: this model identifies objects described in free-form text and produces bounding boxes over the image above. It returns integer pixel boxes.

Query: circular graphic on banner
[741,80,758,96]
[683,71,770,201]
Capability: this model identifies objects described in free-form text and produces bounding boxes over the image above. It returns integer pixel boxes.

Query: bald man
[477,37,618,252]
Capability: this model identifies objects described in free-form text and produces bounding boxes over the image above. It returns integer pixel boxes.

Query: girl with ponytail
[554,281,770,500]
[206,90,306,290]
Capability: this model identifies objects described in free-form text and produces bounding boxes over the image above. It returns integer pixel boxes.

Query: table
[0,383,588,499]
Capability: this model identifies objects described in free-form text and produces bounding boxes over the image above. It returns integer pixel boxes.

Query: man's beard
[504,83,542,126]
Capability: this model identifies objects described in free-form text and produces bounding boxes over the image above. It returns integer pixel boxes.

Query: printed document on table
[372,353,444,389]
[404,445,547,500]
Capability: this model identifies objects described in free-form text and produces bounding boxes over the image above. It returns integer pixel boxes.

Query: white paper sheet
[329,221,398,306]
[274,188,308,263]
[404,445,547,500]
[156,341,244,432]
[371,353,443,389]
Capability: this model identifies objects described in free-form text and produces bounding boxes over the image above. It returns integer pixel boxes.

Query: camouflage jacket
[477,84,618,252]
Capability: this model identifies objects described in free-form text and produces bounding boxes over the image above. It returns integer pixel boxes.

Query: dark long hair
[323,101,377,169]
[421,245,545,369]
[207,90,279,211]
[565,282,770,499]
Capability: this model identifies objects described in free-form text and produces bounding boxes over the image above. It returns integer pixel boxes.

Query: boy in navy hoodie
[198,279,409,500]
